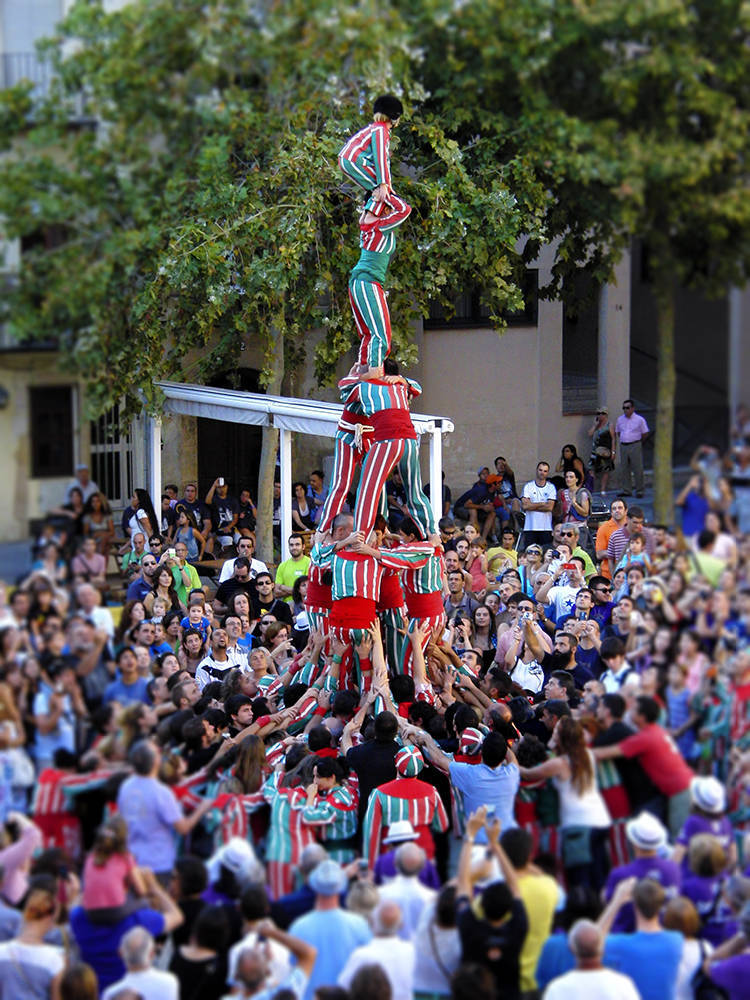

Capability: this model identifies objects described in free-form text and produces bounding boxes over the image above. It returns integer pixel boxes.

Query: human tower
[303,95,451,697]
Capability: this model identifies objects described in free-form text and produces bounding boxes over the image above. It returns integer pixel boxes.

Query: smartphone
[218,477,225,486]
[577,610,587,620]
[168,548,176,558]
[520,612,532,622]
[561,563,576,571]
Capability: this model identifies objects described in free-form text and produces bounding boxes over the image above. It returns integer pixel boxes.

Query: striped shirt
[314,545,431,603]
[339,376,421,417]
[351,195,412,285]
[400,547,445,596]
[363,776,449,864]
[338,121,392,189]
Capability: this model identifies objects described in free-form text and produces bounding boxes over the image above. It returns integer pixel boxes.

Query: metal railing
[1,52,53,99]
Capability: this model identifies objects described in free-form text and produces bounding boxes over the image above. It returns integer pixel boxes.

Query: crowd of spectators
[0,413,750,1000]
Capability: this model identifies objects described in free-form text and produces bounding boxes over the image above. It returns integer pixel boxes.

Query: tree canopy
[0,0,540,418]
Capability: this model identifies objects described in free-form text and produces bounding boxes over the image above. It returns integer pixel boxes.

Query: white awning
[147,379,454,560]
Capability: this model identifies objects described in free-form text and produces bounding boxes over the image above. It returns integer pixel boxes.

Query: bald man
[378,842,436,940]
[338,900,415,1000]
[544,919,640,999]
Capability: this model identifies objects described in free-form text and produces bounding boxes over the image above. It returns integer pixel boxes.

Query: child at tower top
[338,94,404,215]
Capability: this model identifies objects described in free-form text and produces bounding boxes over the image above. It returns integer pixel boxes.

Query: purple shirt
[605,856,682,932]
[373,849,441,889]
[710,952,750,998]
[677,814,734,875]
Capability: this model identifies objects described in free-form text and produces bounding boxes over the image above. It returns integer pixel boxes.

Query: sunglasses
[596,410,607,415]
[560,531,575,537]
[596,586,612,593]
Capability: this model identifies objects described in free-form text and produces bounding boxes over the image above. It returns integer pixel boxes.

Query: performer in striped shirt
[348,194,412,374]
[338,360,436,541]
[300,758,359,863]
[396,517,446,678]
[338,94,403,213]
[262,765,317,899]
[362,745,449,865]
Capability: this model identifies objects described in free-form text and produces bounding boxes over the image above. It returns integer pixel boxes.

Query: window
[29,385,74,477]
[424,269,539,329]
[562,270,599,415]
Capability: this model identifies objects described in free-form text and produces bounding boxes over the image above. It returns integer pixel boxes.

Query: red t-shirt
[619,724,693,796]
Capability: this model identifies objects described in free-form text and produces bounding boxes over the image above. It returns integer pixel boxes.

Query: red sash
[368,408,416,442]
[305,577,332,609]
[405,591,444,617]
[329,596,377,628]
[377,572,404,611]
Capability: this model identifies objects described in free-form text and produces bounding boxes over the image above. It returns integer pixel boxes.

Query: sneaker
[635,491,644,498]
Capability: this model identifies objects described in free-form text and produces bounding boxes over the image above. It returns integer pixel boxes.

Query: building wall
[0,351,86,541]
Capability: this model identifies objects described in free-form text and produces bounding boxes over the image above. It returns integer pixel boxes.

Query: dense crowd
[0,422,749,1000]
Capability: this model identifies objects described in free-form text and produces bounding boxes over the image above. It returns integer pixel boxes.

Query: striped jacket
[400,546,445,597]
[351,195,412,285]
[263,771,316,866]
[338,121,392,189]
[301,782,359,861]
[339,375,421,418]
[362,775,449,864]
[313,544,432,604]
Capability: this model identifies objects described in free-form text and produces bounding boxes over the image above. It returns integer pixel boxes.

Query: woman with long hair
[114,600,146,649]
[472,603,497,671]
[178,628,207,676]
[291,575,308,617]
[232,734,267,794]
[516,715,610,889]
[551,443,586,489]
[120,489,158,551]
[174,508,204,562]
[82,491,114,558]
[0,883,64,997]
[144,565,186,617]
[291,481,316,532]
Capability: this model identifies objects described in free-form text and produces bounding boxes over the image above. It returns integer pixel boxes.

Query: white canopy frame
[148,380,454,561]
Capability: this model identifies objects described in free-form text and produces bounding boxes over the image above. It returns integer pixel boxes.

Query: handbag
[561,826,592,867]
[691,940,729,1000]
[595,445,612,458]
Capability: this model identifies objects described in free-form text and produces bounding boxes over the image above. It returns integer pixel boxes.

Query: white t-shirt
[227,929,291,987]
[511,657,545,693]
[102,967,179,1000]
[544,966,640,999]
[219,556,269,583]
[338,936,416,1000]
[522,480,557,532]
[546,585,579,623]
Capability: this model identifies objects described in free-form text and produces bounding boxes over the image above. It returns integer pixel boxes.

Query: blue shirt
[604,930,683,1000]
[103,677,150,706]
[126,577,152,602]
[289,908,371,1000]
[116,774,182,873]
[449,760,520,842]
[70,906,165,993]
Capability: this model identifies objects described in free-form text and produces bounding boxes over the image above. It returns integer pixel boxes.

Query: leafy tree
[0,0,539,558]
[418,0,750,521]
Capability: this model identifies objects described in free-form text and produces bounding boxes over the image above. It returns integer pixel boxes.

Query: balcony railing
[1,51,53,100]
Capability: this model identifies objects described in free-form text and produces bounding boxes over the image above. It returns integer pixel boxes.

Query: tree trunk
[652,276,676,525]
[255,322,285,564]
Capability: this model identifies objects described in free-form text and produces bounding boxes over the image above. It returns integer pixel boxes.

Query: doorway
[197,369,263,500]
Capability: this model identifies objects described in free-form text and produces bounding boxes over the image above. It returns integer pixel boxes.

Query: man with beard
[527,629,595,689]
[195,628,233,690]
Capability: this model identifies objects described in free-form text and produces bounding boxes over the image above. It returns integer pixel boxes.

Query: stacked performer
[311,93,446,684]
